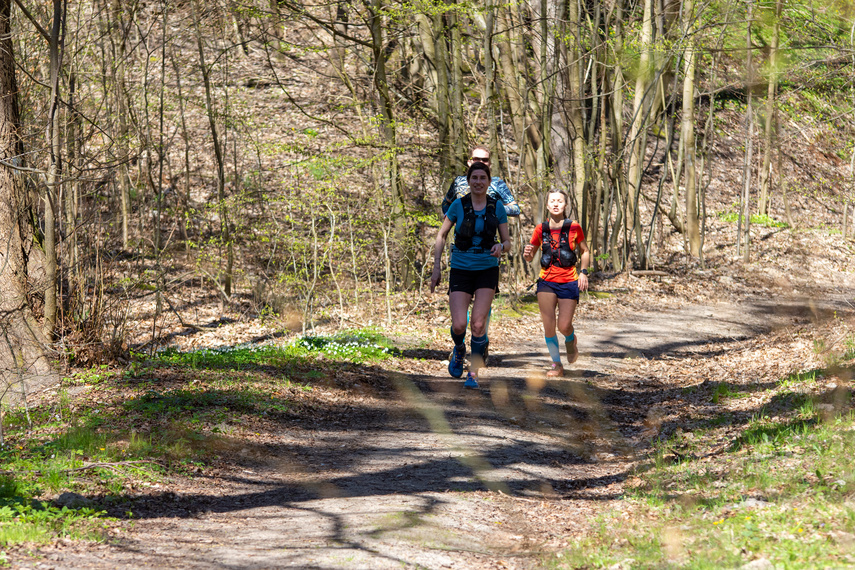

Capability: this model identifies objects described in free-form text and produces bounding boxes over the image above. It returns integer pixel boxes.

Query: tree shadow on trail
[101,436,628,522]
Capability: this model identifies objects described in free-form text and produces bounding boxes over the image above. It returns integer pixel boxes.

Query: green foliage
[718,211,789,228]
[293,330,397,363]
[732,415,816,450]
[711,382,748,404]
[844,336,855,361]
[0,455,112,548]
[62,365,117,387]
[152,329,396,369]
[0,501,106,546]
[779,368,820,389]
[123,386,291,422]
[549,354,855,569]
[409,210,442,228]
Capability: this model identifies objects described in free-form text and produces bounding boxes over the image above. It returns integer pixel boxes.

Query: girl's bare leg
[468,288,496,375]
[556,298,577,337]
[537,292,558,337]
[557,298,579,363]
[469,288,495,337]
[449,291,473,336]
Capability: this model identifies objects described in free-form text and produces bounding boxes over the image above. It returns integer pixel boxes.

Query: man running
[441,145,520,217]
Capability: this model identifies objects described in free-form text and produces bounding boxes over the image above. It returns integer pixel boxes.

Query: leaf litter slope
[13,272,855,569]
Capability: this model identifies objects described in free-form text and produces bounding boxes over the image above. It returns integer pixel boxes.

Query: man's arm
[441,177,465,215]
[491,178,520,216]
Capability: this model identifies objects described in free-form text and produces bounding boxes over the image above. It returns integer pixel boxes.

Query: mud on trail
[12,288,855,569]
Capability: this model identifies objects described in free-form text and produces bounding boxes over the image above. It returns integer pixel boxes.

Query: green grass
[62,365,118,386]
[0,445,116,549]
[717,211,789,228]
[551,416,855,568]
[0,328,402,551]
[152,328,397,368]
[493,293,540,318]
[0,499,106,546]
[123,386,293,424]
[842,336,855,361]
[778,368,821,389]
[549,356,855,569]
[710,382,749,404]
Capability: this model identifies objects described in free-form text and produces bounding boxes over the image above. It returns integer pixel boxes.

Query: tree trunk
[192,0,232,297]
[418,12,451,182]
[449,7,467,167]
[65,71,82,320]
[496,5,536,183]
[738,1,754,262]
[484,0,500,177]
[565,0,587,221]
[626,0,655,268]
[44,0,66,339]
[108,0,132,251]
[0,0,56,401]
[681,0,700,256]
[757,0,781,216]
[170,49,192,253]
[366,0,408,285]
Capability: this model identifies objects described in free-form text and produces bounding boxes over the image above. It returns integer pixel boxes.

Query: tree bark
[496,4,536,183]
[449,7,467,167]
[626,0,655,268]
[418,12,451,182]
[681,0,700,256]
[484,0,500,177]
[757,0,781,216]
[108,0,132,251]
[738,1,754,262]
[565,0,587,221]
[192,0,232,297]
[44,0,66,338]
[0,0,55,401]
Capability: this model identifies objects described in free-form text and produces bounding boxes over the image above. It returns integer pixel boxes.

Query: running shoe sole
[566,336,578,364]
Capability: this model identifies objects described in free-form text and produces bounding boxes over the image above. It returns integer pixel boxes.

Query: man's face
[468,151,490,167]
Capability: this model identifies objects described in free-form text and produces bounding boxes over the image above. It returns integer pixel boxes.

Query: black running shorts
[448,267,500,296]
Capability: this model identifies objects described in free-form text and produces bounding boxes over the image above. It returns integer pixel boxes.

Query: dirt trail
[14,294,854,569]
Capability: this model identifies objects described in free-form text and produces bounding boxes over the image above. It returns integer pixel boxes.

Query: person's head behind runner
[468,145,491,167]
[466,161,491,183]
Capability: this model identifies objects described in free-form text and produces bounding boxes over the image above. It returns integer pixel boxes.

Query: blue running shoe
[463,373,479,389]
[448,344,465,378]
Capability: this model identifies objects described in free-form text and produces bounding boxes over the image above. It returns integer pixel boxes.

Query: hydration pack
[454,195,500,252]
[540,220,578,268]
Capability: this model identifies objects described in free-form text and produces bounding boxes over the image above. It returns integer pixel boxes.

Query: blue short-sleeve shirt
[445,198,508,270]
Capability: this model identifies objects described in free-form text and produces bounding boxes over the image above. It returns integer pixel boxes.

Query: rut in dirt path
[16,294,853,569]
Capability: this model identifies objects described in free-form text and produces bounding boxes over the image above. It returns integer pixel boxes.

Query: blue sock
[470,334,488,369]
[451,327,465,348]
[545,336,561,363]
[564,332,575,343]
[485,307,492,342]
[471,334,488,357]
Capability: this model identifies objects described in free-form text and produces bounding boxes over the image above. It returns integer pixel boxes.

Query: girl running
[431,161,510,388]
[523,190,590,377]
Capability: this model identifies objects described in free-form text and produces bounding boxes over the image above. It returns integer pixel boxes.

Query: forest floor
[8,236,855,569]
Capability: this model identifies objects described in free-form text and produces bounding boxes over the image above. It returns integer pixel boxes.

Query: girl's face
[468,170,490,194]
[547,192,567,217]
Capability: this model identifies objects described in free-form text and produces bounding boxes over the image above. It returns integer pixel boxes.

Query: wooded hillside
[0,0,853,393]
